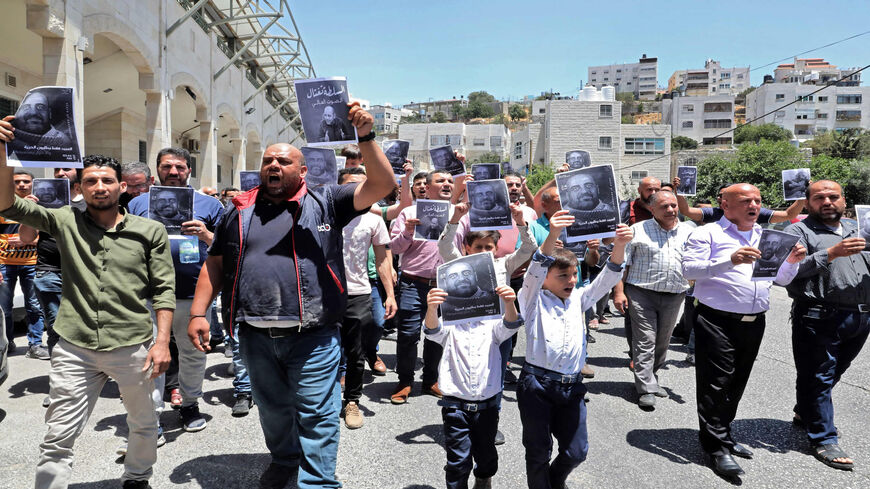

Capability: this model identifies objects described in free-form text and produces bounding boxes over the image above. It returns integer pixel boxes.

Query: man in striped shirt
[612,190,693,409]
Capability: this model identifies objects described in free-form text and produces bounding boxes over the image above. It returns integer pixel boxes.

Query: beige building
[397,122,510,168]
[0,0,315,187]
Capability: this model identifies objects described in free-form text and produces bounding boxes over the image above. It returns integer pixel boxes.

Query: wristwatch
[358,131,376,143]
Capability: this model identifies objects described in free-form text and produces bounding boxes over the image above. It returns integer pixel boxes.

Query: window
[538,108,546,114]
[0,96,19,118]
[719,83,731,90]
[447,135,462,147]
[374,113,384,119]
[702,137,732,145]
[599,136,612,149]
[837,94,862,104]
[217,164,222,183]
[603,78,609,81]
[704,119,731,129]
[630,171,648,183]
[775,94,785,101]
[682,104,694,112]
[775,110,786,118]
[472,138,485,146]
[721,72,731,79]
[817,113,828,119]
[836,110,861,121]
[704,102,732,112]
[684,157,698,165]
[796,95,813,102]
[430,135,447,146]
[490,136,502,147]
[818,96,828,102]
[138,140,147,163]
[624,137,665,155]
[737,73,744,79]
[189,156,197,178]
[682,121,693,128]
[514,141,523,158]
[599,104,613,118]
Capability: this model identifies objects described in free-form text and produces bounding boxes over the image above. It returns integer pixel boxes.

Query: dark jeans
[517,370,588,489]
[239,323,341,489]
[0,264,45,346]
[340,294,372,403]
[791,302,870,446]
[695,305,766,456]
[396,278,442,386]
[367,278,387,362]
[442,404,499,489]
[33,269,62,353]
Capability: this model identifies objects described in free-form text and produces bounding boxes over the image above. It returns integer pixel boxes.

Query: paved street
[1,287,869,489]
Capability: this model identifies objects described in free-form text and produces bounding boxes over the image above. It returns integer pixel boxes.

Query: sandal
[813,443,853,471]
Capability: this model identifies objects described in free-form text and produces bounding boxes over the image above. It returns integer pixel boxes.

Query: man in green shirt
[0,115,175,489]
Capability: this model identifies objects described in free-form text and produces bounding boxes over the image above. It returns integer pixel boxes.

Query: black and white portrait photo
[782,168,811,201]
[471,163,500,181]
[239,170,260,191]
[300,146,338,187]
[294,77,357,147]
[149,186,194,235]
[855,205,870,246]
[6,86,82,168]
[556,165,620,242]
[676,166,697,196]
[32,178,70,209]
[336,156,347,169]
[467,179,512,231]
[752,229,799,281]
[437,253,502,326]
[565,150,591,169]
[415,199,450,241]
[383,139,410,176]
[559,229,588,260]
[429,145,465,177]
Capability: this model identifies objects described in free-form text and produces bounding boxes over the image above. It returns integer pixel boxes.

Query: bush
[733,123,793,144]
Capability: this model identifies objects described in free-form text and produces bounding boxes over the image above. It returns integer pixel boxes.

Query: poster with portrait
[855,205,870,249]
[383,139,410,176]
[429,145,465,177]
[415,199,450,241]
[555,165,620,243]
[559,229,588,260]
[752,229,799,281]
[6,86,82,168]
[300,147,338,187]
[676,166,697,196]
[149,186,194,235]
[471,163,501,181]
[294,77,357,147]
[32,178,70,209]
[467,180,512,231]
[565,150,591,169]
[239,171,260,191]
[437,252,502,326]
[782,168,811,201]
[336,156,347,169]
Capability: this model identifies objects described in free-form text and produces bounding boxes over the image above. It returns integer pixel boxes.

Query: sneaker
[232,394,253,417]
[26,344,50,360]
[343,401,363,429]
[179,403,207,432]
[586,333,596,344]
[227,362,235,376]
[223,344,233,358]
[7,340,15,354]
[504,369,518,385]
[121,480,152,489]
[259,462,297,489]
[42,396,50,408]
[685,353,695,365]
[494,429,505,446]
[654,386,668,398]
[638,393,656,409]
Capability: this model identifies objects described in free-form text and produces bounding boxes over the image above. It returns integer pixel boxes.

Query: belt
[243,323,301,337]
[522,363,582,384]
[697,303,763,323]
[794,300,870,314]
[401,273,436,287]
[438,395,500,412]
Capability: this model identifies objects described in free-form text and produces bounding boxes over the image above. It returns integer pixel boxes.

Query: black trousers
[695,304,766,456]
[340,294,373,403]
[442,404,499,489]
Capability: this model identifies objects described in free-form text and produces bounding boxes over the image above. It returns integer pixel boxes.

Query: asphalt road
[1,287,869,489]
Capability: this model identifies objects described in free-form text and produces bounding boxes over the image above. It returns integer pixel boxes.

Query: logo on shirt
[317,223,331,232]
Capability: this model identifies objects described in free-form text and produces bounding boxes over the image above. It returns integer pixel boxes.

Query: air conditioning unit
[5,73,16,88]
[184,139,200,153]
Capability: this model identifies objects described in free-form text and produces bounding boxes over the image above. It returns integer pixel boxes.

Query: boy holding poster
[517,209,632,489]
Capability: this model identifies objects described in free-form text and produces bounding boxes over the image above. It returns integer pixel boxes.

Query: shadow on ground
[396,423,443,446]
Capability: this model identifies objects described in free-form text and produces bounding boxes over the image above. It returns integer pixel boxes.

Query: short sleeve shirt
[343,212,390,295]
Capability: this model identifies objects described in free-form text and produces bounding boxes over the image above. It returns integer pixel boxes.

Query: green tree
[431,111,447,123]
[637,102,645,113]
[509,104,526,122]
[830,128,864,159]
[525,164,556,194]
[672,136,698,150]
[399,112,422,124]
[621,115,634,124]
[843,159,870,206]
[475,152,502,163]
[492,113,506,125]
[462,101,494,119]
[733,123,793,144]
[467,91,496,105]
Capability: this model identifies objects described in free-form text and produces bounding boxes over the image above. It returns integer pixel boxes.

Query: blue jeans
[367,278,387,361]
[396,278,442,386]
[0,264,45,346]
[792,302,870,446]
[517,370,588,489]
[226,322,250,396]
[442,404,499,488]
[33,269,62,353]
[239,324,341,489]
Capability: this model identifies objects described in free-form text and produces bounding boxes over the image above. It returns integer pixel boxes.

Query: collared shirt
[784,216,870,306]
[528,215,551,246]
[519,250,624,375]
[453,205,538,258]
[424,316,523,401]
[389,204,452,279]
[1,197,175,351]
[682,216,799,314]
[437,222,537,286]
[625,219,693,293]
[628,198,653,225]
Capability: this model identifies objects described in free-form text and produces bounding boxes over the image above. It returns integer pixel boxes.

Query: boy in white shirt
[517,210,632,489]
[424,282,521,489]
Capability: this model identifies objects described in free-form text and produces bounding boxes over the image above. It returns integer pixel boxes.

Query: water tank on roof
[602,86,615,101]
[581,86,596,101]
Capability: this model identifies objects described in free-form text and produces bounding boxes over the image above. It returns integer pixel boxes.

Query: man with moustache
[784,180,870,471]
[469,181,508,219]
[188,103,394,488]
[317,105,352,143]
[120,162,154,209]
[7,91,72,158]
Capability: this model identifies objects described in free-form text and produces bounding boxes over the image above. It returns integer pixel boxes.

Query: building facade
[773,58,862,86]
[403,99,468,122]
[667,60,749,97]
[397,122,510,168]
[588,54,658,100]
[662,95,736,146]
[368,105,406,136]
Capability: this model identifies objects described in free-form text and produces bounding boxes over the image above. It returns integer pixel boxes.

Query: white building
[662,95,736,146]
[403,98,468,122]
[773,58,862,86]
[368,105,404,135]
[667,59,749,96]
[588,54,658,100]
[397,123,510,167]
[0,0,313,188]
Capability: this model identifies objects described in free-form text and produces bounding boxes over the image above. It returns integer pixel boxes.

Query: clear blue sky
[288,0,870,107]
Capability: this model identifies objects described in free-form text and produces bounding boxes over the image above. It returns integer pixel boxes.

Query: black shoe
[7,340,15,354]
[586,333,596,344]
[504,369,518,384]
[494,430,505,446]
[179,403,207,432]
[232,394,253,417]
[730,443,754,459]
[259,462,297,489]
[121,480,152,489]
[711,453,744,477]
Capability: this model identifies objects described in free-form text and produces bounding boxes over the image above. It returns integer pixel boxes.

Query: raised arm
[349,103,394,211]
[770,199,805,223]
[0,116,16,210]
[438,202,469,262]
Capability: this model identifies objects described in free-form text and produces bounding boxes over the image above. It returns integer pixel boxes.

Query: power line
[750,29,870,72]
[617,63,870,173]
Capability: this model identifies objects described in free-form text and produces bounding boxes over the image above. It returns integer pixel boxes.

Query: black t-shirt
[36,198,88,272]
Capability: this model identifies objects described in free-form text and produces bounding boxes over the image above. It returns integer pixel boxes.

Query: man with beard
[7,91,72,159]
[188,103,395,488]
[566,150,591,169]
[33,180,66,208]
[562,172,617,238]
[784,170,810,200]
[304,150,329,182]
[757,234,788,271]
[0,120,175,489]
[784,180,870,472]
[317,105,352,143]
[151,189,186,225]
[469,181,508,219]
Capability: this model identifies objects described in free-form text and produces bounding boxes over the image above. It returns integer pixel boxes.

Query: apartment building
[587,54,658,100]
[403,98,468,122]
[662,95,736,145]
[397,122,510,167]
[667,59,749,96]
[368,105,410,135]
[746,84,869,140]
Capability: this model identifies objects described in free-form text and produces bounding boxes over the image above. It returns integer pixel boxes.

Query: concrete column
[198,120,218,187]
[144,89,170,172]
[230,129,245,188]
